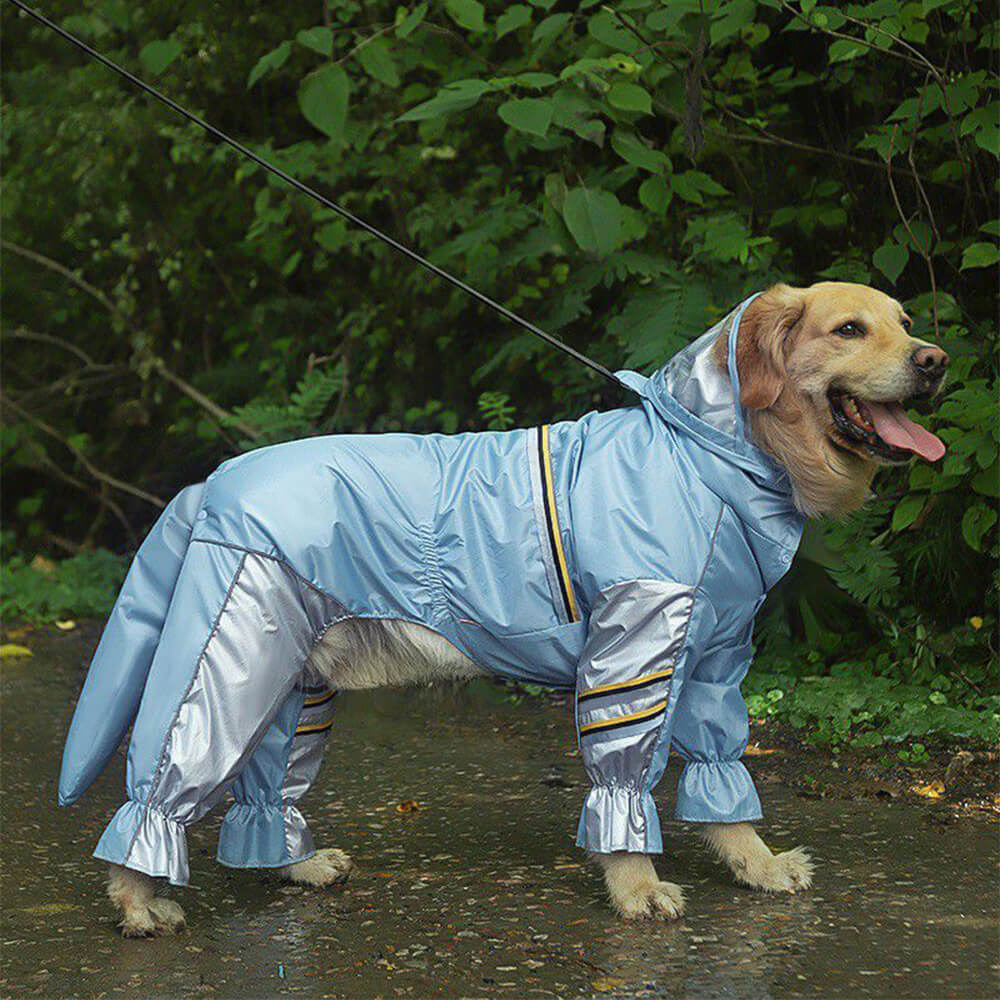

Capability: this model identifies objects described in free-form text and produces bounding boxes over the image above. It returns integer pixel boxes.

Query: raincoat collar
[615,294,795,496]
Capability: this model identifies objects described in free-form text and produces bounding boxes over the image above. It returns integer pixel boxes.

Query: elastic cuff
[575,785,663,854]
[674,760,762,823]
[93,800,190,886]
[217,802,315,869]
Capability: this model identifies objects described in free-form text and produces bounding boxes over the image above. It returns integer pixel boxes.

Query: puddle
[2,626,997,998]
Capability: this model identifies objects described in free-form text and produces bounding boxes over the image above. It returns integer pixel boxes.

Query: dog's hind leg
[281,848,354,886]
[107,864,186,937]
[218,676,354,886]
[700,822,813,893]
[94,545,343,912]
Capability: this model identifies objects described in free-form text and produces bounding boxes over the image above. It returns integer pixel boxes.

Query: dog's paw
[282,847,354,888]
[613,880,686,921]
[737,846,814,894]
[119,897,186,937]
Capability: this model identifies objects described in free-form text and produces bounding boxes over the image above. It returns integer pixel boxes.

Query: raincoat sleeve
[218,683,336,870]
[669,618,762,824]
[574,579,715,855]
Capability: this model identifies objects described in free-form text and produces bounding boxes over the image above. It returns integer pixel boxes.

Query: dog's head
[723,282,948,516]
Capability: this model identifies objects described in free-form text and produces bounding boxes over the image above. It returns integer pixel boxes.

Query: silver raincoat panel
[60,295,804,882]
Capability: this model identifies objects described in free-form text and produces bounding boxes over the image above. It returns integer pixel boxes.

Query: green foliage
[745,664,1000,748]
[1,551,126,623]
[3,1,997,737]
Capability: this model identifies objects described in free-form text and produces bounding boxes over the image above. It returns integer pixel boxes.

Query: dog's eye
[901,317,912,332]
[836,322,865,338]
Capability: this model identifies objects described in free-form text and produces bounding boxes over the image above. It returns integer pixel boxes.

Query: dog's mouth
[827,389,946,463]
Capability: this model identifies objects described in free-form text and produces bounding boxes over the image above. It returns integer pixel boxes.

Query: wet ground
[2,627,998,999]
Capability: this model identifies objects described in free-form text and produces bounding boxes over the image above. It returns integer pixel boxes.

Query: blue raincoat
[59,296,804,885]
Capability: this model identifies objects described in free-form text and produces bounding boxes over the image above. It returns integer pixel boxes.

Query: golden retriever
[108,281,947,932]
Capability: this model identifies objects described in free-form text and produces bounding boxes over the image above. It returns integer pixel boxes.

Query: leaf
[298,65,350,139]
[498,98,552,137]
[960,241,1000,270]
[397,79,493,122]
[891,493,925,532]
[911,780,945,799]
[670,170,728,205]
[444,0,487,33]
[247,41,292,89]
[639,175,672,214]
[975,125,999,156]
[587,9,640,51]
[0,644,33,659]
[971,462,999,498]
[828,38,868,63]
[533,12,572,43]
[296,26,333,57]
[562,187,623,257]
[610,130,668,173]
[607,82,652,114]
[139,38,181,77]
[873,241,910,283]
[395,2,427,38]
[281,250,302,277]
[357,38,400,88]
[497,5,532,38]
[710,0,756,45]
[961,504,997,551]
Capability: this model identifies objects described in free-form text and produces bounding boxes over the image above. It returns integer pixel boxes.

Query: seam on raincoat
[637,501,725,797]
[126,549,248,867]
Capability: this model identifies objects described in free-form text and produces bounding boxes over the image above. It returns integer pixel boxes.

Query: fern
[229,364,344,449]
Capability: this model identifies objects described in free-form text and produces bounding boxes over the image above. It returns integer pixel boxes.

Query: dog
[60,281,947,935]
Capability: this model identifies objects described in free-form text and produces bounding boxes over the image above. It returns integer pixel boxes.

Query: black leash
[8,0,632,392]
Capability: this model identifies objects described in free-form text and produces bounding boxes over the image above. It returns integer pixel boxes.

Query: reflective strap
[578,666,674,703]
[579,699,667,737]
[538,425,579,622]
[295,718,335,738]
[303,690,335,708]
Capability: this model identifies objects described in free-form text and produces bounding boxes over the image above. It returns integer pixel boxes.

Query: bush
[3,2,996,711]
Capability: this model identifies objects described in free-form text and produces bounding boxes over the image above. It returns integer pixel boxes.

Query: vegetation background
[3,0,997,750]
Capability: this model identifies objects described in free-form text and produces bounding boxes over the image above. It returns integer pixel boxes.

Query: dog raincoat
[59,295,805,885]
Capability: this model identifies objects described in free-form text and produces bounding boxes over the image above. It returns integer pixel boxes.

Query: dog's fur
[109,282,945,933]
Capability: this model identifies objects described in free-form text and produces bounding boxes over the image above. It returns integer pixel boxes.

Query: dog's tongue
[865,401,946,461]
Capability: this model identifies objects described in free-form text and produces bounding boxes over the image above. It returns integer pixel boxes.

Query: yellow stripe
[304,691,335,707]
[541,424,579,622]
[295,719,334,736]
[579,667,674,701]
[579,699,667,735]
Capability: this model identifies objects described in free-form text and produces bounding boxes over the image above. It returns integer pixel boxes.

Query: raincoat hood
[615,294,803,588]
[618,295,790,487]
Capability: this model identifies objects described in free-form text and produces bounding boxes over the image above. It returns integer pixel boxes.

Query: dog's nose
[911,344,949,379]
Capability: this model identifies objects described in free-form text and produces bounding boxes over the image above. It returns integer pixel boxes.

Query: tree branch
[1,393,166,508]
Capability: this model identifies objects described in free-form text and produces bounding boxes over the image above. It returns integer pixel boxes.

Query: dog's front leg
[107,864,186,937]
[700,822,813,893]
[593,851,685,920]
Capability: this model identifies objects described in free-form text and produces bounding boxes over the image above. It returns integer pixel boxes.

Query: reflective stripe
[303,690,336,708]
[538,425,579,622]
[295,718,334,737]
[579,699,667,737]
[578,667,674,703]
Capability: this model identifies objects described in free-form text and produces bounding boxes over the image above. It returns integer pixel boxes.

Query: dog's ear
[735,284,806,410]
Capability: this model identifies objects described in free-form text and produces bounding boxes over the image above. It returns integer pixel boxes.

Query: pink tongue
[865,401,946,461]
